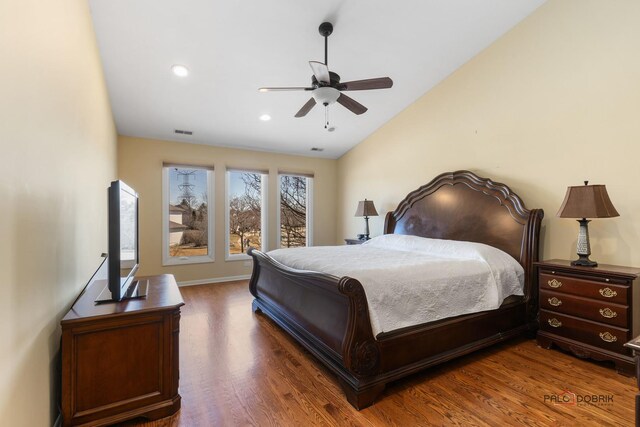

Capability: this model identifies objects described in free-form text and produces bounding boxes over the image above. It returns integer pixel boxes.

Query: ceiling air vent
[310,147,324,152]
[174,129,193,135]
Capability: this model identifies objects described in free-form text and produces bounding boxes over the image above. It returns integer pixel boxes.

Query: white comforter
[267,234,524,337]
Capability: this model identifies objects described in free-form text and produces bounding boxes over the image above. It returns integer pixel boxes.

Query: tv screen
[108,180,139,301]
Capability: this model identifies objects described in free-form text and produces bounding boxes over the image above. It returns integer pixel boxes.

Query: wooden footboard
[248,248,384,408]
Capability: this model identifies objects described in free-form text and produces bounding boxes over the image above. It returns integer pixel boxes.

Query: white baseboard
[177,275,251,287]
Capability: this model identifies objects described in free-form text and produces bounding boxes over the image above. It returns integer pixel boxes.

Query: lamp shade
[355,199,378,217]
[557,183,619,219]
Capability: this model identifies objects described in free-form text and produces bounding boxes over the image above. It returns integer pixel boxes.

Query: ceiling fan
[259,22,393,128]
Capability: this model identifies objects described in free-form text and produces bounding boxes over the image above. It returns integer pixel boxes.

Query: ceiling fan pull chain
[324,105,328,129]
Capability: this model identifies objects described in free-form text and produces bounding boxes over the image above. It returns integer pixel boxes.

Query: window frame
[162,165,215,266]
[276,173,313,249]
[225,169,269,261]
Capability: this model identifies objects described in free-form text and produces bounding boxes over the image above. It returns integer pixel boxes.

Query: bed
[248,170,544,409]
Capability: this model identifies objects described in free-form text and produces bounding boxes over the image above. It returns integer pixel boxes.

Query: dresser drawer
[540,310,629,355]
[540,290,628,328]
[539,272,628,305]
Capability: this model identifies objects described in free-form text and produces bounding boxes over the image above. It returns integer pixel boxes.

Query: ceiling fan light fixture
[312,87,340,106]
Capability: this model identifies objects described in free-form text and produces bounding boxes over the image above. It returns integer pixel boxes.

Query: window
[162,165,214,265]
[278,174,313,248]
[226,170,268,259]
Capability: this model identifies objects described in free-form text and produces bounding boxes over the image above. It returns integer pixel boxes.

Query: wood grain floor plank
[125,281,636,427]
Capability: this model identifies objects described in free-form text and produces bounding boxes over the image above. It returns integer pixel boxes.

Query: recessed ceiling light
[171,64,189,77]
[259,114,271,121]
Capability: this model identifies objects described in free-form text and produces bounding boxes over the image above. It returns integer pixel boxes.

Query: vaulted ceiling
[89,0,545,159]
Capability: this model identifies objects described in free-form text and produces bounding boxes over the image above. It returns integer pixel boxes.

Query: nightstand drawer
[539,272,628,305]
[540,310,629,355]
[540,290,628,328]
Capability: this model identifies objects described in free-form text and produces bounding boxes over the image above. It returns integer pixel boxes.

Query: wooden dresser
[536,259,640,375]
[61,274,184,426]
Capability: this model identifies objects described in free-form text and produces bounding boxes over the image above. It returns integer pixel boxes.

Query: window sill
[162,255,215,266]
[225,253,253,262]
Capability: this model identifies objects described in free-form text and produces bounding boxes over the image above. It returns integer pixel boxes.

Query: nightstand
[345,238,366,245]
[536,259,640,375]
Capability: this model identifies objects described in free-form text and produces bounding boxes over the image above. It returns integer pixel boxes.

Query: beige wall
[0,0,117,425]
[337,0,640,267]
[118,136,337,282]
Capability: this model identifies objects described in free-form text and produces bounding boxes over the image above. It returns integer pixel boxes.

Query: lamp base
[363,216,370,241]
[571,254,598,267]
[571,218,597,267]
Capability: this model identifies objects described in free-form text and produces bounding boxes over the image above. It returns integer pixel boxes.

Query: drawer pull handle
[548,279,562,288]
[599,332,617,343]
[548,297,562,307]
[599,308,617,318]
[599,288,617,298]
[548,318,562,328]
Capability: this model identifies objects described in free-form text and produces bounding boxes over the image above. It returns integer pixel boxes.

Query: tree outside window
[279,175,309,248]
[228,171,265,255]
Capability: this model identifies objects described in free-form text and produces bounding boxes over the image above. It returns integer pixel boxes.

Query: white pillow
[364,234,520,266]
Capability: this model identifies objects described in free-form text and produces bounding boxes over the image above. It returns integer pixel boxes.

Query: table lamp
[355,199,378,240]
[557,181,619,267]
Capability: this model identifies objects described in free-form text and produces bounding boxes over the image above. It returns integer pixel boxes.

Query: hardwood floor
[127,280,637,426]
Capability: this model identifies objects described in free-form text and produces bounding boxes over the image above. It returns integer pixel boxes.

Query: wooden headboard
[384,170,544,268]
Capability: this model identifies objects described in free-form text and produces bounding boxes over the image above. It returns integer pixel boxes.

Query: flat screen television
[96,180,146,303]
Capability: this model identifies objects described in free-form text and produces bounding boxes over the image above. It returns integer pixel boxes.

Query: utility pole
[176,169,197,208]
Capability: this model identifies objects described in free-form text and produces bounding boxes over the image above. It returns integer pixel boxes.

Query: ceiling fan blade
[336,93,367,115]
[309,61,330,84]
[339,77,393,91]
[259,87,314,92]
[294,98,317,118]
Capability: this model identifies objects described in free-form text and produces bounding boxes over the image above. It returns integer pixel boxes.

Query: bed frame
[248,170,544,409]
